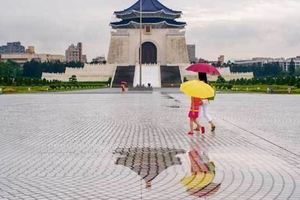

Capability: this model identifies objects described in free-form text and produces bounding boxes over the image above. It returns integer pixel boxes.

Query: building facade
[92,56,106,64]
[187,44,196,63]
[234,57,300,71]
[107,0,189,65]
[43,0,199,87]
[218,55,225,65]
[0,53,65,65]
[65,43,87,63]
[25,46,35,54]
[0,42,25,54]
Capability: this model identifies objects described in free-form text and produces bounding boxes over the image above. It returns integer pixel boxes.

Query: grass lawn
[218,84,300,94]
[0,85,107,94]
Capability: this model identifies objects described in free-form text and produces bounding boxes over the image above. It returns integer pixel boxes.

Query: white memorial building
[43,0,204,87]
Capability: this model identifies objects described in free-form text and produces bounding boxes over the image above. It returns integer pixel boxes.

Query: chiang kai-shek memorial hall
[43,0,195,88]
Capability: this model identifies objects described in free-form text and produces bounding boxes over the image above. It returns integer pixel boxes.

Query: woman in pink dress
[188,97,205,135]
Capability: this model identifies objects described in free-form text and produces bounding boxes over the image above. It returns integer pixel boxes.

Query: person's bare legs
[209,121,216,131]
[193,119,201,130]
[203,103,215,132]
[189,119,194,134]
[194,119,205,133]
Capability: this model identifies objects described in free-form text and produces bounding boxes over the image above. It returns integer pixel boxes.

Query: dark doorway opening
[140,42,157,64]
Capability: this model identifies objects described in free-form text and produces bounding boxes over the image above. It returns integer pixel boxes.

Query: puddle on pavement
[162,93,181,108]
[181,138,221,198]
[114,147,185,188]
[114,144,221,198]
[166,105,180,108]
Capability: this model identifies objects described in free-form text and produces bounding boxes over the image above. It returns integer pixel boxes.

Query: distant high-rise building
[218,55,225,65]
[65,42,87,63]
[0,42,25,54]
[234,57,300,71]
[187,44,196,63]
[198,58,208,63]
[92,56,106,64]
[25,46,35,54]
[81,55,87,63]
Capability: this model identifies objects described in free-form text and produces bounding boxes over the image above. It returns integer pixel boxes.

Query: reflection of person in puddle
[146,181,151,188]
[181,138,220,198]
[189,144,214,175]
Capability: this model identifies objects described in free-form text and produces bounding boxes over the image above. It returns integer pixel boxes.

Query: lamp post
[139,0,142,86]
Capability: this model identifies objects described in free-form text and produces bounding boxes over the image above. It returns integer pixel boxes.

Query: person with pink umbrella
[199,72,216,132]
[186,63,220,132]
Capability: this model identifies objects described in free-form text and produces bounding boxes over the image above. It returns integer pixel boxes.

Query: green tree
[66,61,84,68]
[0,60,22,78]
[296,79,300,88]
[229,79,235,85]
[266,77,274,85]
[289,59,296,75]
[216,76,226,83]
[288,76,296,86]
[295,68,300,76]
[69,75,77,83]
[23,60,43,78]
[275,76,284,85]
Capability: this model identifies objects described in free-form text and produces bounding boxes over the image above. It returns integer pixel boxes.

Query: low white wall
[180,66,254,81]
[42,64,116,82]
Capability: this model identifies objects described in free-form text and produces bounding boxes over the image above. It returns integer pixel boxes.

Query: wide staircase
[160,66,182,87]
[112,66,135,88]
[133,64,161,88]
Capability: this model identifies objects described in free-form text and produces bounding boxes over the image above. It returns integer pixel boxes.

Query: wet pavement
[0,90,299,199]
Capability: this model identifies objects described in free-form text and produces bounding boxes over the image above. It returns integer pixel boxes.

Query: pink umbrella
[186,63,221,76]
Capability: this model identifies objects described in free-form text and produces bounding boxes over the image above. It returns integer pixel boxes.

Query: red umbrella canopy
[186,63,221,76]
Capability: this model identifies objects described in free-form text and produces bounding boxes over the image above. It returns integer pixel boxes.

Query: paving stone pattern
[0,91,299,200]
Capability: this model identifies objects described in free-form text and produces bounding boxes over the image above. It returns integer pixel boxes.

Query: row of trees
[0,60,22,78]
[230,60,298,77]
[23,60,84,78]
[215,75,300,88]
[0,60,86,86]
[230,62,283,77]
[0,60,84,79]
[228,76,300,87]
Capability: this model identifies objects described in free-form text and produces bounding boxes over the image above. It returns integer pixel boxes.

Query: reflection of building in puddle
[114,147,185,188]
[181,138,221,198]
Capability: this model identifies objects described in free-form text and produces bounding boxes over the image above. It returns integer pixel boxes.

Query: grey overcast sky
[0,0,300,61]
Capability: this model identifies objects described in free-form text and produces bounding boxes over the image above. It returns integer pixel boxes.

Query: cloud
[0,0,299,61]
[182,0,300,59]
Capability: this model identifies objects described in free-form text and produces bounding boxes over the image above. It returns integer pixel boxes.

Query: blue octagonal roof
[111,17,186,28]
[115,0,182,16]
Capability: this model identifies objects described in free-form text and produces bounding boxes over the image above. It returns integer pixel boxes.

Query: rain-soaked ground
[0,89,299,200]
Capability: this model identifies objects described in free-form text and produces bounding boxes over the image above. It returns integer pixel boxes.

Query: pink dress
[188,97,202,119]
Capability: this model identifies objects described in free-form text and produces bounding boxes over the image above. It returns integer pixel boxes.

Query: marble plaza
[0,90,299,199]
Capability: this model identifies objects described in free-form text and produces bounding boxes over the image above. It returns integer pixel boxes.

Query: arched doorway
[140,42,157,64]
